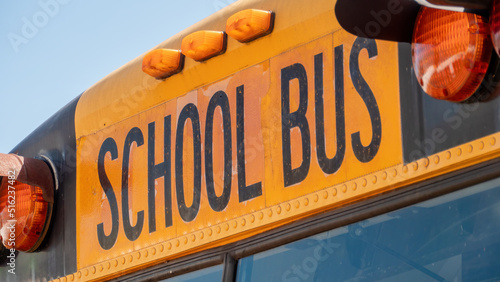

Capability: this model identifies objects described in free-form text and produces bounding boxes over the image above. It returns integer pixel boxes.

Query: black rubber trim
[114,254,224,281]
[222,253,237,282]
[423,0,491,10]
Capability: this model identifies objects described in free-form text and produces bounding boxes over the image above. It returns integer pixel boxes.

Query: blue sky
[0,0,234,153]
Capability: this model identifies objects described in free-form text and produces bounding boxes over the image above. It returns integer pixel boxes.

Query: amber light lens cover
[492,0,500,56]
[412,7,492,102]
[142,49,184,80]
[181,30,226,61]
[0,179,51,252]
[226,9,274,42]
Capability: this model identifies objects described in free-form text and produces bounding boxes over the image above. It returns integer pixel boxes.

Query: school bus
[1,0,500,280]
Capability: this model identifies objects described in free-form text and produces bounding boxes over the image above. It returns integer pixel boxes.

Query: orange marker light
[181,31,226,61]
[491,0,500,56]
[0,179,52,252]
[142,49,184,80]
[226,9,274,42]
[412,7,491,102]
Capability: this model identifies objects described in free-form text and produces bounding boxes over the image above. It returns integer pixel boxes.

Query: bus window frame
[114,156,500,282]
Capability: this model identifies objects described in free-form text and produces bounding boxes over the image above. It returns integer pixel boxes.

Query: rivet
[422,158,429,168]
[151,247,157,256]
[323,191,328,199]
[392,169,397,177]
[303,198,309,206]
[199,232,205,239]
[69,274,75,281]
[332,188,337,196]
[456,148,462,157]
[402,165,408,173]
[412,162,418,171]
[445,151,451,160]
[342,184,347,193]
[191,234,196,242]
[175,240,180,247]
[372,176,377,184]
[313,194,319,202]
[352,183,357,191]
[434,155,440,164]
[99,264,104,272]
[129,254,133,262]
[268,209,273,217]
[491,137,496,146]
[121,257,126,265]
[92,266,96,274]
[294,200,300,208]
[183,237,188,244]
[241,219,246,227]
[233,220,238,228]
[136,252,141,260]
[362,178,367,187]
[77,272,82,279]
[165,243,170,251]
[276,206,282,214]
[106,262,111,270]
[208,228,213,236]
[250,215,256,223]
[143,250,148,258]
[467,144,473,153]
[114,259,119,267]
[285,203,291,211]
[84,269,89,276]
[258,212,264,220]
[224,223,229,231]
[382,172,387,180]
[479,141,485,150]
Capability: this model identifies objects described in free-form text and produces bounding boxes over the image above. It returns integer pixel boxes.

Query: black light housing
[421,0,491,10]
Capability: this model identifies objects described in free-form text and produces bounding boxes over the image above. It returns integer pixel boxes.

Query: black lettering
[205,91,232,211]
[97,138,119,250]
[315,49,345,174]
[349,37,382,162]
[237,85,262,202]
[281,63,311,186]
[176,104,202,222]
[148,116,172,233]
[122,127,145,241]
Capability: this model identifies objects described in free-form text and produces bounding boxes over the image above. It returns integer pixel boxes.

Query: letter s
[97,138,120,250]
[350,37,382,163]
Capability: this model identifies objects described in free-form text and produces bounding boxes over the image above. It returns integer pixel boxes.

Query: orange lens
[412,7,491,102]
[492,0,500,56]
[0,178,50,252]
[181,31,226,61]
[142,49,184,80]
[226,9,274,42]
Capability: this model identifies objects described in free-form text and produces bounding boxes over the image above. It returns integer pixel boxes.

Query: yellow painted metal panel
[77,63,269,269]
[73,0,405,280]
[265,31,401,206]
[76,33,401,276]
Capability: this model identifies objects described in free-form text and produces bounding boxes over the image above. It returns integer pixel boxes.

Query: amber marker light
[412,7,492,102]
[0,180,52,252]
[142,49,184,80]
[226,9,274,42]
[181,30,226,61]
[491,0,500,56]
